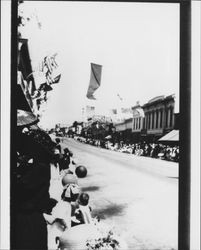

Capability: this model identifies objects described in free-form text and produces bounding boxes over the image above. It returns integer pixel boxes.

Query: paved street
[61,138,178,250]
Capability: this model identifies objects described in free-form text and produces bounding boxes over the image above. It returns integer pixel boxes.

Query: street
[61,138,178,250]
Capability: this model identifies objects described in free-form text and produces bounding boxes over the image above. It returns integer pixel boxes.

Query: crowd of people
[14,122,94,250]
[14,109,178,250]
[74,136,179,162]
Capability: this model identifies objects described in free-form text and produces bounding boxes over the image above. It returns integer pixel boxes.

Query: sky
[19,1,180,129]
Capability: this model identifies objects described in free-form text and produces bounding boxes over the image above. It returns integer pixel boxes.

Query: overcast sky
[20,1,180,129]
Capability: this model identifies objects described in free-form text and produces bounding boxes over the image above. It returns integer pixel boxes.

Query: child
[46,173,80,249]
[72,192,92,225]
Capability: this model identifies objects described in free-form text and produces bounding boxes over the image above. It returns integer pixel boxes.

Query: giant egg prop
[62,173,78,186]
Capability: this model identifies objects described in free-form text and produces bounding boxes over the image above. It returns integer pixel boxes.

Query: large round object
[75,165,87,178]
[62,174,78,187]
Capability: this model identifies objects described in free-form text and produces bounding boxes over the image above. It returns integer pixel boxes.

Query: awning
[17,109,39,127]
[158,130,179,142]
[17,84,32,112]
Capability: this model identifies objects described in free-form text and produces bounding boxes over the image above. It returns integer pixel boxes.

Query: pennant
[86,63,102,100]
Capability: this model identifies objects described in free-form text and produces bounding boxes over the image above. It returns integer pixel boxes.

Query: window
[148,113,151,129]
[160,110,163,128]
[166,108,169,127]
[152,111,155,129]
[133,118,136,131]
[169,107,173,127]
[156,110,159,129]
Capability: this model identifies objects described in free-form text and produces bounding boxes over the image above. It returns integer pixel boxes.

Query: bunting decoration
[42,53,61,85]
[86,63,102,100]
[30,53,61,112]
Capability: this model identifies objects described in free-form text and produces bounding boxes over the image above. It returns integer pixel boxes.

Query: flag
[32,71,46,90]
[42,53,61,85]
[39,83,53,92]
[86,63,102,100]
[51,73,61,84]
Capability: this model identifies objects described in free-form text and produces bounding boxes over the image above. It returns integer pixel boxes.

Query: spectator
[72,193,92,226]
[55,138,62,153]
[14,129,57,250]
[59,148,72,173]
[47,173,80,249]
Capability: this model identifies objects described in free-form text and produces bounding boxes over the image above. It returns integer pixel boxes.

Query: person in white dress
[45,173,80,250]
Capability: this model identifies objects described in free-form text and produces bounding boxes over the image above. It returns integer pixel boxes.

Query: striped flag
[86,63,102,100]
[42,53,61,85]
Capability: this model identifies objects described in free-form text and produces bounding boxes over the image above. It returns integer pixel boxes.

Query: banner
[86,63,102,100]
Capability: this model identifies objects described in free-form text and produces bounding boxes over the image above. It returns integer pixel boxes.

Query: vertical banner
[86,63,102,100]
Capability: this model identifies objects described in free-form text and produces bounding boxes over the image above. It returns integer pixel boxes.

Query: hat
[17,109,39,127]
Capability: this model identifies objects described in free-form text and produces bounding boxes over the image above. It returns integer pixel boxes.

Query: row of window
[133,117,142,130]
[133,108,174,131]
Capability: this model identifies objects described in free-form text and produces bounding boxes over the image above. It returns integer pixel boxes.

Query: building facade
[142,95,175,141]
[131,103,145,142]
[114,95,176,143]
